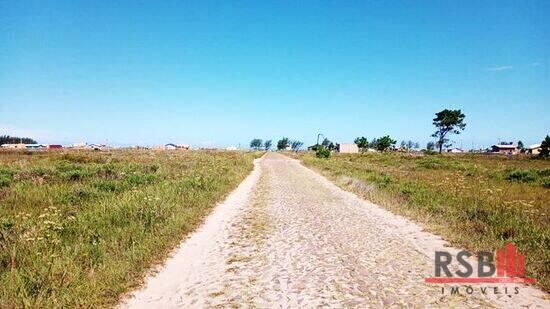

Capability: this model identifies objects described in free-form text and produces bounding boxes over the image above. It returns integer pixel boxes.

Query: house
[526,144,541,155]
[447,148,464,153]
[48,144,63,149]
[23,144,46,150]
[1,144,26,149]
[226,145,238,151]
[337,143,359,153]
[88,144,106,151]
[491,144,519,155]
[72,142,87,148]
[164,143,190,150]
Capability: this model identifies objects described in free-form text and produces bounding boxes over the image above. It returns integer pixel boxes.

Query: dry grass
[293,152,550,292]
[0,149,261,307]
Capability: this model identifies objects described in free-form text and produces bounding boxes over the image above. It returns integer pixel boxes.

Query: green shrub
[93,180,122,192]
[0,175,11,188]
[316,146,331,158]
[124,172,157,185]
[417,157,444,169]
[62,169,91,181]
[542,177,550,189]
[505,170,537,183]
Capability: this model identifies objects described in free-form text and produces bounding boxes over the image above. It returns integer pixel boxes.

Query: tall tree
[370,138,378,150]
[264,140,272,151]
[277,137,289,150]
[250,139,263,150]
[426,141,435,151]
[539,135,550,158]
[373,135,396,151]
[291,140,303,152]
[517,140,524,151]
[0,135,37,145]
[354,136,368,151]
[431,109,466,153]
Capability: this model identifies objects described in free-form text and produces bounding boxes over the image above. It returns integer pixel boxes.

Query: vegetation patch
[0,149,260,307]
[294,152,550,292]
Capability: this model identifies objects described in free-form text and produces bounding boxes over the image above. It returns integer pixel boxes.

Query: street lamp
[316,133,324,145]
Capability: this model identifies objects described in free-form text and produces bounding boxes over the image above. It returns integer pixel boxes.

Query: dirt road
[121,153,549,308]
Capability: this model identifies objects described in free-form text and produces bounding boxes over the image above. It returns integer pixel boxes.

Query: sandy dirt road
[121,153,549,308]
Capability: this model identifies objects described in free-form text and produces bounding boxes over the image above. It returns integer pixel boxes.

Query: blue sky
[1,1,549,148]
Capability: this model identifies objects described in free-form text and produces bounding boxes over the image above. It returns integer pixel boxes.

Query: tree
[431,109,466,153]
[354,136,368,151]
[414,142,420,149]
[264,140,272,151]
[321,138,336,151]
[517,140,524,152]
[426,141,435,151]
[539,135,550,158]
[373,135,396,151]
[370,138,378,150]
[250,139,263,150]
[277,137,289,150]
[400,141,407,149]
[291,140,303,152]
[0,135,37,145]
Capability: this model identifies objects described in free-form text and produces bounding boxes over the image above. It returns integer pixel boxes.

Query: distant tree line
[249,108,547,159]
[249,137,304,152]
[0,135,37,145]
[353,135,396,152]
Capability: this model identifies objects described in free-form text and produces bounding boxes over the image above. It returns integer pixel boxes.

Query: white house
[526,144,541,155]
[337,143,359,153]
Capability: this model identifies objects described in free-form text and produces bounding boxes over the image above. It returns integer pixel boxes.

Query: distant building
[226,145,238,151]
[337,143,359,153]
[164,143,190,150]
[48,144,63,149]
[73,142,87,148]
[89,144,106,151]
[491,144,519,155]
[447,148,464,153]
[1,144,26,149]
[0,144,46,150]
[526,143,541,155]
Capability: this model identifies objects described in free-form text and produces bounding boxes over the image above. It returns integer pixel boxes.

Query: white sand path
[121,153,549,308]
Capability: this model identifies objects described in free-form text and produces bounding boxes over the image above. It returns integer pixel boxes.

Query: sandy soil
[120,153,549,308]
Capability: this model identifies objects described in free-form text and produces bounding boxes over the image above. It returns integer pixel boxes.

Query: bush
[124,173,157,185]
[93,180,122,192]
[542,177,550,189]
[0,168,15,188]
[316,146,331,158]
[505,170,537,183]
[0,175,11,188]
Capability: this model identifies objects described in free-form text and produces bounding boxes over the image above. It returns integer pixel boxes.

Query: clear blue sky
[1,1,549,148]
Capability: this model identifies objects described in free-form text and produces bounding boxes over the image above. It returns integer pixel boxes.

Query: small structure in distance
[337,143,359,153]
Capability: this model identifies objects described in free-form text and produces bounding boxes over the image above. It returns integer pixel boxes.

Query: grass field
[294,152,550,292]
[0,150,260,307]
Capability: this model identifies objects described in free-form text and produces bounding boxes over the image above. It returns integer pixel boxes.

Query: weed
[0,149,259,307]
